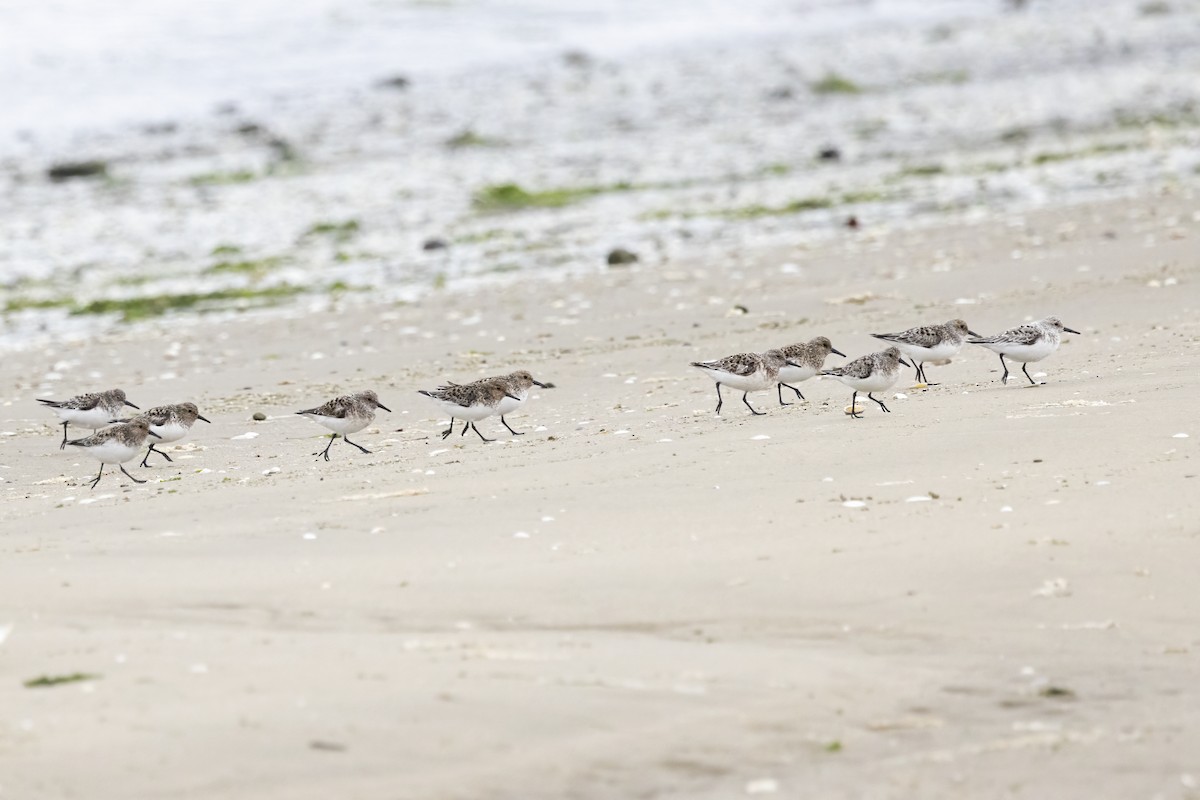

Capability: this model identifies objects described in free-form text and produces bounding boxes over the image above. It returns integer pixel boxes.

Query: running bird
[871,318,979,385]
[418,381,521,442]
[438,370,553,436]
[820,346,911,419]
[297,390,392,461]
[117,402,212,467]
[776,336,846,405]
[690,349,802,416]
[38,388,139,449]
[66,418,161,489]
[968,316,1080,385]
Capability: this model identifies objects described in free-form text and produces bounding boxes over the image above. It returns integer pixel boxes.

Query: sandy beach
[2,187,1198,798]
[3,1,1200,797]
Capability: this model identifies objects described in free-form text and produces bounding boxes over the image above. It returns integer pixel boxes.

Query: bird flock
[36,317,1077,489]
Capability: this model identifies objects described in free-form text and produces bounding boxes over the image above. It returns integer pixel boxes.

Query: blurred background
[2,0,1197,349]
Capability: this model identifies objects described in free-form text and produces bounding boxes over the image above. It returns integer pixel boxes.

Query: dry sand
[1,189,1199,798]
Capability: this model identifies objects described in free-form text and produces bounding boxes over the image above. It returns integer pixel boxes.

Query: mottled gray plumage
[38,387,139,449]
[968,316,1080,385]
[821,347,910,418]
[297,390,392,461]
[780,336,840,369]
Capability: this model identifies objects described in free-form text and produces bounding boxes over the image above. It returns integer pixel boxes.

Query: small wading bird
[690,349,803,416]
[870,319,978,386]
[775,336,846,405]
[436,370,553,436]
[38,388,139,449]
[418,381,521,442]
[297,390,392,461]
[968,316,1080,385]
[820,346,911,419]
[113,402,212,467]
[66,418,161,489]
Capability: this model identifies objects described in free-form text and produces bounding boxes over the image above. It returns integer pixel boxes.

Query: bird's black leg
[460,420,470,436]
[849,391,863,419]
[714,383,724,414]
[60,421,69,450]
[141,443,172,467]
[501,416,525,436]
[313,433,338,461]
[914,363,924,382]
[441,418,455,439]
[120,464,147,484]
[743,392,765,416]
[1022,363,1039,386]
[868,392,891,413]
[999,354,1010,385]
[88,463,104,489]
[778,384,790,407]
[469,422,495,442]
[786,383,805,401]
[342,435,372,454]
[919,363,939,386]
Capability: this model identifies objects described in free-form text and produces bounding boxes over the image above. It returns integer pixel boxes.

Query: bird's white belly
[57,406,113,429]
[703,368,771,393]
[778,364,818,384]
[997,340,1057,363]
[150,421,189,444]
[496,393,526,416]
[835,371,899,393]
[75,440,139,464]
[306,414,371,435]
[895,340,959,363]
[429,398,496,422]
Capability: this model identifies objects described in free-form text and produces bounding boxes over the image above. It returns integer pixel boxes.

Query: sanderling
[438,370,553,436]
[37,388,139,449]
[297,390,392,461]
[118,402,212,467]
[66,418,161,489]
[871,318,979,385]
[777,336,846,405]
[968,316,1081,385]
[820,346,911,418]
[690,348,802,415]
[418,380,520,442]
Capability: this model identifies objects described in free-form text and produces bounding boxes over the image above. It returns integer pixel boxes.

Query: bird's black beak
[785,359,802,368]
[377,403,393,413]
[125,401,140,409]
[831,348,846,357]
[967,329,981,337]
[505,392,521,401]
[109,418,124,425]
[198,415,212,423]
[899,357,912,367]
[532,380,551,389]
[149,430,162,439]
[1064,326,1081,335]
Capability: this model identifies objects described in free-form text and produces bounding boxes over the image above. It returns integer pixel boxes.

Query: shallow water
[1,0,1197,352]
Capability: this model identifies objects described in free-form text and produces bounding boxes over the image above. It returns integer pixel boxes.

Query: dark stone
[376,75,411,90]
[817,146,841,161]
[47,161,108,182]
[422,238,448,251]
[253,412,267,421]
[845,215,860,230]
[606,248,638,266]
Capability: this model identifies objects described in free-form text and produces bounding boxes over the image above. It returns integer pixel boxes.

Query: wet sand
[2,189,1198,798]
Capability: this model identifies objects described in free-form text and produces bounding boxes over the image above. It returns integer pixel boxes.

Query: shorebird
[38,388,139,449]
[690,349,802,415]
[297,390,392,461]
[437,370,553,436]
[776,336,846,405]
[66,418,161,489]
[870,318,979,385]
[418,380,521,442]
[820,346,911,418]
[119,402,212,466]
[968,316,1080,385]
